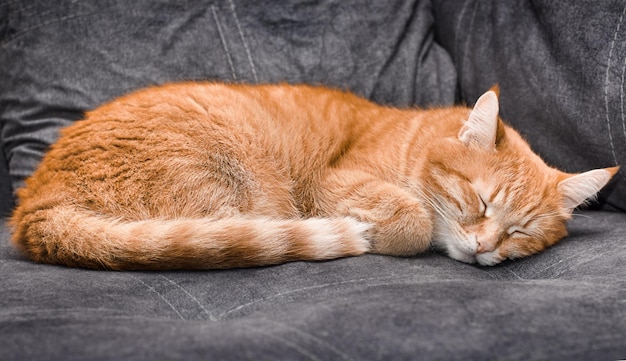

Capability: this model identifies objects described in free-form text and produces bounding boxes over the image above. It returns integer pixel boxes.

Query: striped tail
[10,206,371,270]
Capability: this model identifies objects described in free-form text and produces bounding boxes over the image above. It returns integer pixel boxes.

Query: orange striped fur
[10,83,618,269]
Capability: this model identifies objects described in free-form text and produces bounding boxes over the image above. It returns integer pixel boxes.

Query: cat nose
[476,240,495,254]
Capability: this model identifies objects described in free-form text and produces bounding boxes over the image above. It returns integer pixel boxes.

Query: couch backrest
[0,142,14,217]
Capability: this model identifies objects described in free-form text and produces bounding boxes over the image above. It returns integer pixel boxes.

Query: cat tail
[10,206,372,270]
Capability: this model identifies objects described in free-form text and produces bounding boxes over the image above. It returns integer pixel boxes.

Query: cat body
[10,82,617,269]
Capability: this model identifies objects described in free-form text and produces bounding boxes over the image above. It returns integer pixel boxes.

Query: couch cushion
[2,211,625,360]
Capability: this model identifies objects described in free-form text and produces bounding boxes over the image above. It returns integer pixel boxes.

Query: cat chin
[437,242,477,264]
[475,251,505,266]
[438,242,505,266]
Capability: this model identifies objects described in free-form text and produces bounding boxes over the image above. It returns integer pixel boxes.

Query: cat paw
[368,204,433,256]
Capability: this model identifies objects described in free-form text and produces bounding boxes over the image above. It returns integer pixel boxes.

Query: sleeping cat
[10,82,618,270]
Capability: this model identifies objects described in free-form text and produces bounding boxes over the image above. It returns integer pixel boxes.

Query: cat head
[425,88,619,266]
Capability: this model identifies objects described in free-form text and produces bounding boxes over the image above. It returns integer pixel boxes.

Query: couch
[1,1,624,360]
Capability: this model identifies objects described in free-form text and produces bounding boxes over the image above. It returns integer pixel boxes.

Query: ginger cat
[10,83,618,270]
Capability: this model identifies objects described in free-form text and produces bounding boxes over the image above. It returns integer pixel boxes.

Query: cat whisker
[570,212,591,219]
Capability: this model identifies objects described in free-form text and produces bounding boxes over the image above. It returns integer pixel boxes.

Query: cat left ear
[458,88,501,151]
[557,166,619,210]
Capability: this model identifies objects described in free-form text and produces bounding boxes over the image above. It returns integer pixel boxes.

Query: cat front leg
[317,169,433,256]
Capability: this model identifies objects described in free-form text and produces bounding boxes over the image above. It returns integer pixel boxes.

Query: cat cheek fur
[447,243,480,264]
[431,217,478,264]
[435,234,507,266]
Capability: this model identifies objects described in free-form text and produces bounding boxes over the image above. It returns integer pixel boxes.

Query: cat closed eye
[507,227,529,238]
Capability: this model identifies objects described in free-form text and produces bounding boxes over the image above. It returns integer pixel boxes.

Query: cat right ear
[557,166,619,210]
[458,89,500,151]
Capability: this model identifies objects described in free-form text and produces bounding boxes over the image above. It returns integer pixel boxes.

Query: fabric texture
[1,212,625,360]
[1,0,625,360]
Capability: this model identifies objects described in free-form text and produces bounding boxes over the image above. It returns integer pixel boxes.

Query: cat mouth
[442,244,478,264]
[445,244,504,266]
[475,251,505,266]
[432,233,505,266]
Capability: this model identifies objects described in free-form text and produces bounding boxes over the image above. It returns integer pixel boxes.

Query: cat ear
[458,88,500,151]
[557,166,619,210]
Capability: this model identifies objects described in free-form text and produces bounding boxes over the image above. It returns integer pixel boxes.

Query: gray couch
[1,1,625,360]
